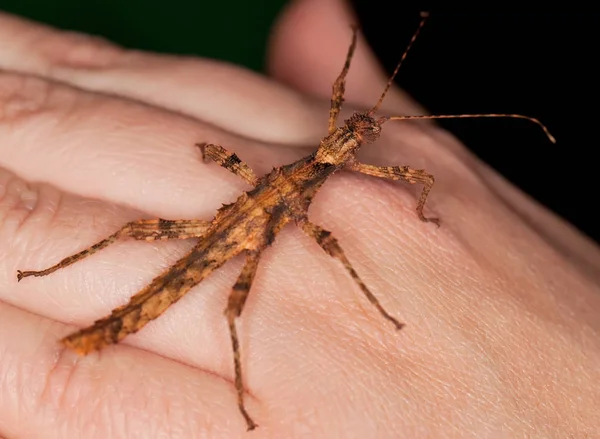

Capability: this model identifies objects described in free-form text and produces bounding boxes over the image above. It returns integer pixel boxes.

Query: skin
[1,0,599,437]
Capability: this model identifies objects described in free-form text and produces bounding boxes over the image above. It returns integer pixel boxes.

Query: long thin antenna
[370,11,430,114]
[386,113,556,143]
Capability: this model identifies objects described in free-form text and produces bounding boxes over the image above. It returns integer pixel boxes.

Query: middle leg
[197,143,259,186]
[347,161,439,226]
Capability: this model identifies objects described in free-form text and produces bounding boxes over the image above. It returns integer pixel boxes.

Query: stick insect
[17,12,554,431]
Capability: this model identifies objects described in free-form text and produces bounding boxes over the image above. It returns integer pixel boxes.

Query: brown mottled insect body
[17,13,554,431]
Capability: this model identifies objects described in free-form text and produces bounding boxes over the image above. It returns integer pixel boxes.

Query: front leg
[328,27,358,134]
[347,161,439,226]
[197,143,259,186]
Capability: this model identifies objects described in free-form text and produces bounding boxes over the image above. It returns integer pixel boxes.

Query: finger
[0,11,324,145]
[267,0,427,116]
[0,300,250,437]
[0,71,310,217]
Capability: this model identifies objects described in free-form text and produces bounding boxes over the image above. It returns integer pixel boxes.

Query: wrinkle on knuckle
[0,72,89,153]
[0,313,83,429]
[34,321,121,433]
[0,170,63,266]
[37,343,115,434]
[38,332,82,413]
[0,74,54,125]
[0,170,42,232]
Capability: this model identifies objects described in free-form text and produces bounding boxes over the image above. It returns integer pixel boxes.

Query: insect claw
[388,316,405,331]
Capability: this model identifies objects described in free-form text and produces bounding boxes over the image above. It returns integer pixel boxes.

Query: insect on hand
[17,12,555,431]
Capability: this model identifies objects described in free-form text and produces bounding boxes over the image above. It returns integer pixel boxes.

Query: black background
[350,4,598,244]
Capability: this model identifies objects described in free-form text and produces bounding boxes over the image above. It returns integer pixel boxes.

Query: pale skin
[1,0,599,438]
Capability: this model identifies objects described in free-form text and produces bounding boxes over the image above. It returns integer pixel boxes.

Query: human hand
[2,0,599,438]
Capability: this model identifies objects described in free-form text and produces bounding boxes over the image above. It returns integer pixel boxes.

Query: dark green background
[1,0,288,72]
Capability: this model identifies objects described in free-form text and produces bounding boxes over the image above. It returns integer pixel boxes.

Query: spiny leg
[328,26,358,134]
[224,250,262,431]
[17,218,210,281]
[197,143,259,186]
[347,161,439,226]
[299,219,404,330]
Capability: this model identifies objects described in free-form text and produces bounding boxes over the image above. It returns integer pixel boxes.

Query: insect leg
[197,143,259,186]
[328,27,358,134]
[17,218,210,281]
[347,161,439,226]
[224,250,262,431]
[299,219,404,330]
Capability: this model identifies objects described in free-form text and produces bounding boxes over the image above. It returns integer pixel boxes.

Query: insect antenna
[370,12,556,144]
[385,113,556,143]
[369,11,430,115]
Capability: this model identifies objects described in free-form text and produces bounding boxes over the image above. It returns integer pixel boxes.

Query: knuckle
[0,73,54,125]
[0,169,45,234]
[0,15,126,84]
[15,17,126,72]
[0,317,80,425]
[38,332,82,412]
[0,169,62,268]
[40,30,125,70]
[0,72,97,153]
[38,338,125,434]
